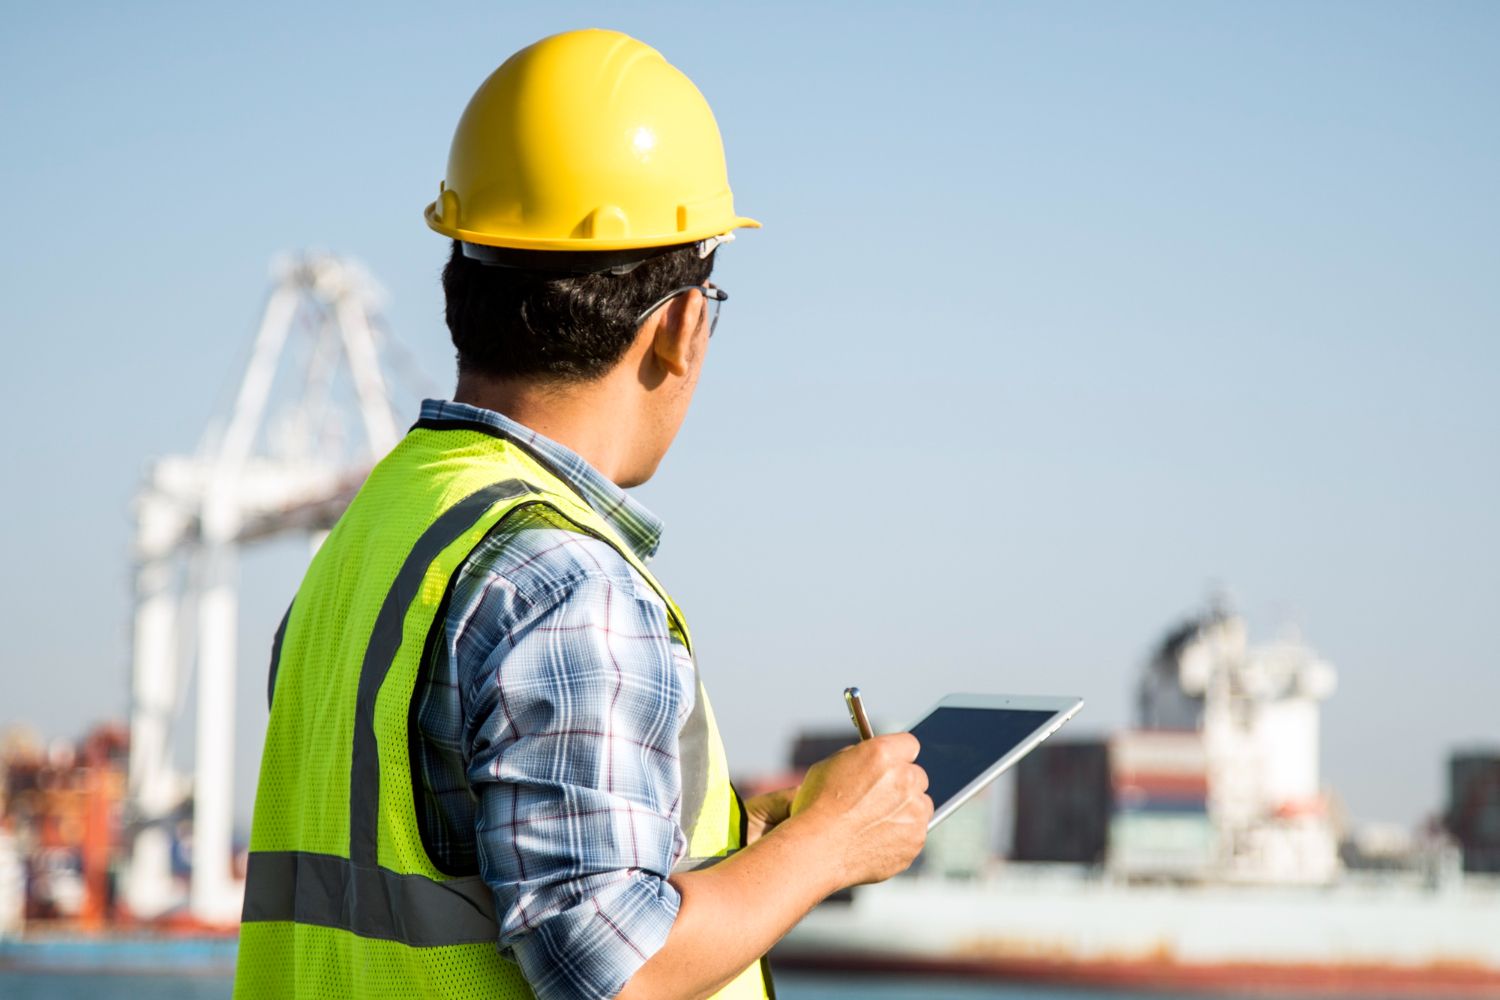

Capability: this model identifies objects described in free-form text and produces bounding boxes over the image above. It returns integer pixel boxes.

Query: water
[0,971,1290,999]
[0,973,230,1000]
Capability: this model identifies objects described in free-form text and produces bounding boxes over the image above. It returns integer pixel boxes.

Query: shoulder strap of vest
[348,475,538,868]
[410,416,693,651]
[344,419,693,868]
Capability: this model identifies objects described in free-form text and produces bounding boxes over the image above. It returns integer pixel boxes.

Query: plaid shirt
[411,399,696,1000]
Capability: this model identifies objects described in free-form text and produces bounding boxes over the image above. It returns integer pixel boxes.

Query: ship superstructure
[1129,604,1340,884]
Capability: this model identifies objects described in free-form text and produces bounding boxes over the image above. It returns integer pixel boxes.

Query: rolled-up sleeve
[462,545,693,1000]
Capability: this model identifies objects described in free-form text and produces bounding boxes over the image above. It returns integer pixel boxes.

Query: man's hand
[617,736,930,1000]
[742,786,796,844]
[789,733,932,886]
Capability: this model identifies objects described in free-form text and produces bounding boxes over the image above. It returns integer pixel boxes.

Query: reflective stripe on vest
[242,851,497,946]
[234,422,772,1000]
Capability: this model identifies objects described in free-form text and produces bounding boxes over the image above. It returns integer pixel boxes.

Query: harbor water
[0,971,1319,1000]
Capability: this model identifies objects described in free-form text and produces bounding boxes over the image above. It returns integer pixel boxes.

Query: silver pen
[843,686,875,741]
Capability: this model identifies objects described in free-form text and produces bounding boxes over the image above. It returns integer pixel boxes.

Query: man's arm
[461,545,697,1000]
[618,734,932,1000]
[460,527,930,1000]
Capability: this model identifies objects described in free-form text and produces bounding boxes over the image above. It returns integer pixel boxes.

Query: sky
[1,1,1496,832]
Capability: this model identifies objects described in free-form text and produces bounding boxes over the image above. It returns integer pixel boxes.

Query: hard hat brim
[424,203,761,253]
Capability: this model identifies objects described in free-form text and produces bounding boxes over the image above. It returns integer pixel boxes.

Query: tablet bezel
[905,693,1085,830]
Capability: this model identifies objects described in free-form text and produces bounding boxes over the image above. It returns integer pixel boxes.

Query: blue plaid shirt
[411,399,696,1000]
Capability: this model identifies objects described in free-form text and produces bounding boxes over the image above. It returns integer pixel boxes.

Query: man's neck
[453,372,638,485]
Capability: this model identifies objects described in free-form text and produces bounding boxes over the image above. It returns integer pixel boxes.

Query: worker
[232,28,931,1000]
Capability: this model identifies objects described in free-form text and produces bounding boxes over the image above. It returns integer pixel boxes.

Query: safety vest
[234,418,773,999]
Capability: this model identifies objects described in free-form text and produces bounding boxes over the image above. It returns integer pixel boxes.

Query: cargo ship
[772,604,1500,997]
[774,867,1500,996]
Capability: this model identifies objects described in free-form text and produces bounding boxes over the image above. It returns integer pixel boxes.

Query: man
[233,29,931,1000]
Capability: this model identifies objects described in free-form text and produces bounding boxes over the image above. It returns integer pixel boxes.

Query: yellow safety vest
[234,419,773,999]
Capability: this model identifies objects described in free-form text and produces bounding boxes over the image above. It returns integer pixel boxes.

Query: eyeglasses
[633,283,728,336]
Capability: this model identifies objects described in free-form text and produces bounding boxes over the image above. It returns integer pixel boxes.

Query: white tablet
[907,693,1084,829]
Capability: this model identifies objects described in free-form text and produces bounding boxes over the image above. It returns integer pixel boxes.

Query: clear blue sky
[1,1,1496,830]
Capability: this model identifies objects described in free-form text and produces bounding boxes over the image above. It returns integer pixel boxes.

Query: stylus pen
[844,687,875,741]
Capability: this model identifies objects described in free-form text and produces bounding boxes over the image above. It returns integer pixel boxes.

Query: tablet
[908,693,1084,829]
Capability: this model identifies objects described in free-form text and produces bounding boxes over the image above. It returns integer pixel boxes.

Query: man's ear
[650,290,700,378]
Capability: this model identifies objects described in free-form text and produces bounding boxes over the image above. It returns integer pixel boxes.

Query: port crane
[123,254,423,922]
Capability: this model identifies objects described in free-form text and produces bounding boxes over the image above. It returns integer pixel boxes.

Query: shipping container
[1447,750,1500,874]
[789,731,856,772]
[923,788,994,878]
[1013,739,1110,864]
[1106,731,1212,877]
[1108,813,1217,877]
[1109,730,1208,776]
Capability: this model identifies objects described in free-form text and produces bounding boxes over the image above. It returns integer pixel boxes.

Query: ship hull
[776,950,1500,998]
[773,867,1500,998]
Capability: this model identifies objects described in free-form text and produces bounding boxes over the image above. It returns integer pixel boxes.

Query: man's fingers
[871,731,920,761]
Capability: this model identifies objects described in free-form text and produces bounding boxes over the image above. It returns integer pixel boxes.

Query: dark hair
[442,240,715,382]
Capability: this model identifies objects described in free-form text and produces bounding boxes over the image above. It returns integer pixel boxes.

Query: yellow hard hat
[425,29,760,261]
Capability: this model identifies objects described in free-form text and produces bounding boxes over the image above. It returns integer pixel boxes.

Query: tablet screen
[911,707,1057,812]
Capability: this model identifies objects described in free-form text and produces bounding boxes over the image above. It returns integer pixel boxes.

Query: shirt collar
[418,399,664,562]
